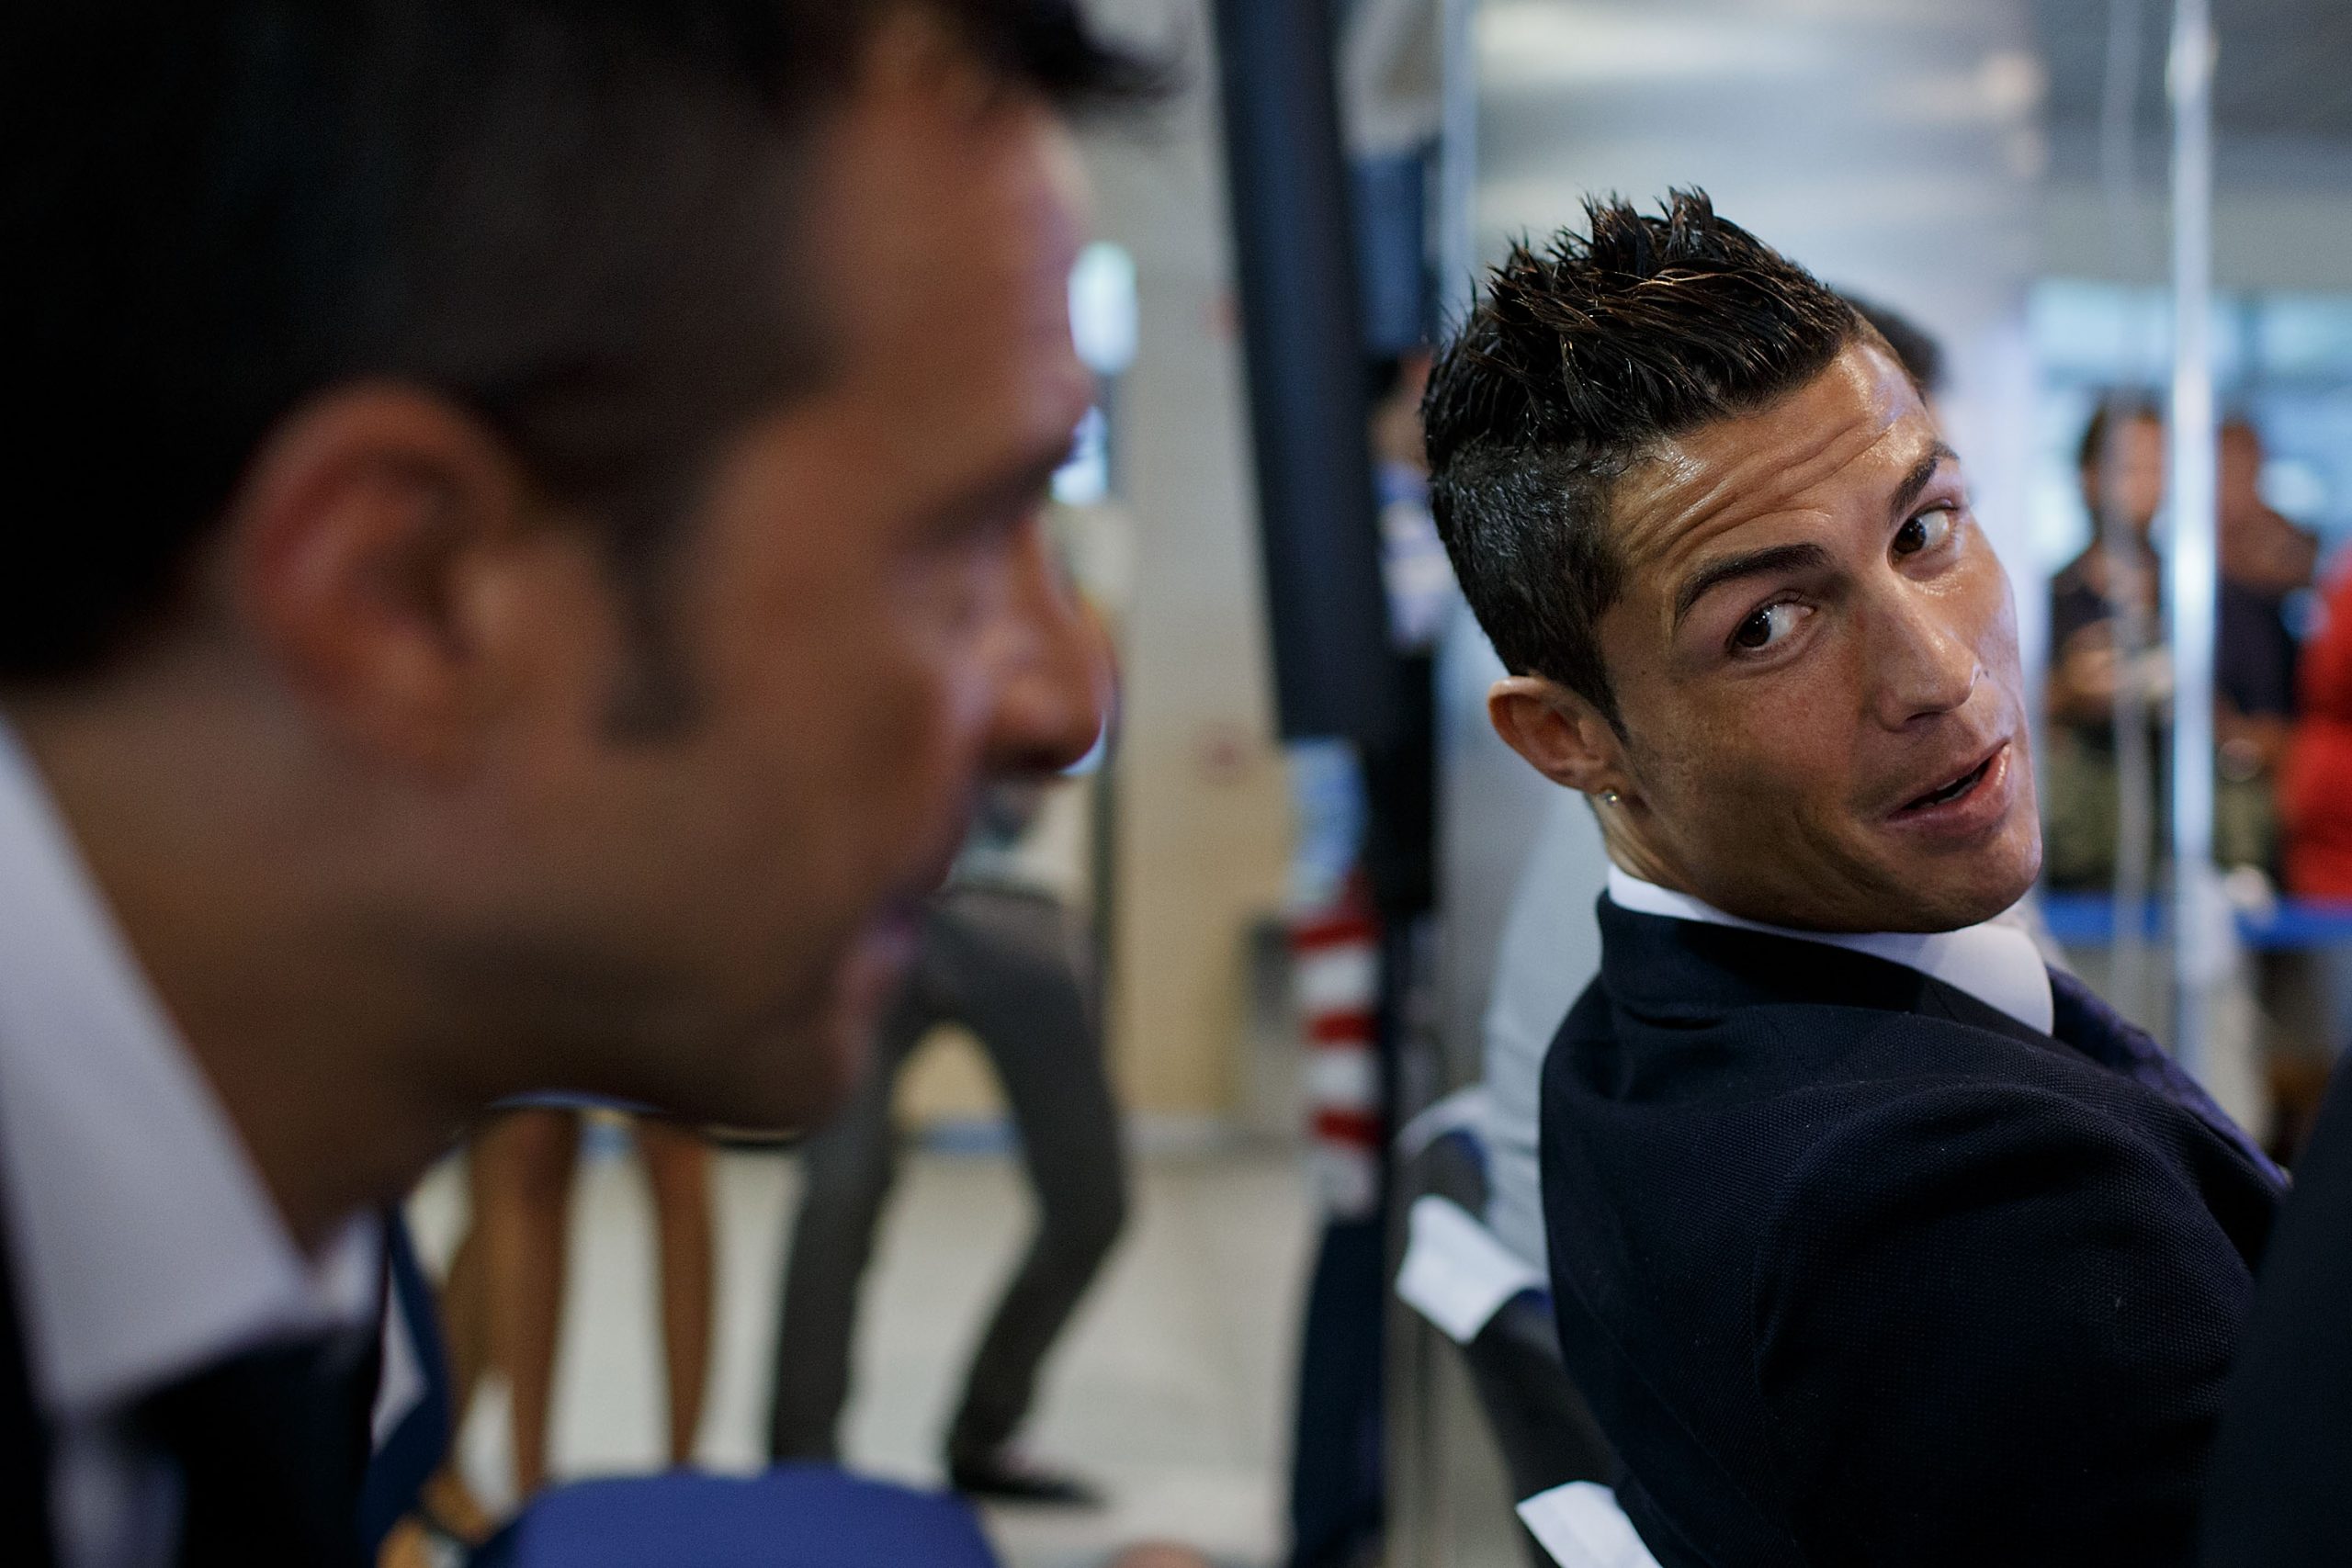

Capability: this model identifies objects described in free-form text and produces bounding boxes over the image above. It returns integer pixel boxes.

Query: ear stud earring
[1600,789,1621,807]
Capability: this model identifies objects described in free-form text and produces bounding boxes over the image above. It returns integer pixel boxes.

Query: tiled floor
[407,1133,1317,1568]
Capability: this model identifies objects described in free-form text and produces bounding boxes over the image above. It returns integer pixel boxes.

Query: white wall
[2040,128,2352,293]
[1082,0,1294,1119]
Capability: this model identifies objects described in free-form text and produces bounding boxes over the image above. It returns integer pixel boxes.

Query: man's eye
[1894,507,1957,557]
[1731,602,1804,651]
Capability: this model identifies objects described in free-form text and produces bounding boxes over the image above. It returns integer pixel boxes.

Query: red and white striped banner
[1292,884,1381,1219]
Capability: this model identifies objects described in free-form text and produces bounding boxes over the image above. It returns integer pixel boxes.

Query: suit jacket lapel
[2047,968,2285,1189]
[1600,903,2286,1191]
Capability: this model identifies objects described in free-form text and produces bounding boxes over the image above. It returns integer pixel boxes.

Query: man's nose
[1871,585,1980,729]
[983,523,1114,778]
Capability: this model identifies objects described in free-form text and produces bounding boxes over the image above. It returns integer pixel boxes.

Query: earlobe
[226,385,530,769]
[1487,675,1628,800]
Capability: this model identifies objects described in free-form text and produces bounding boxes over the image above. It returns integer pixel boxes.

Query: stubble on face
[542,26,1097,1129]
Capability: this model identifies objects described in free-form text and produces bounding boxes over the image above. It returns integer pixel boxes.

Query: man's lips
[1901,755,1994,814]
[845,790,988,989]
[850,825,969,977]
[1886,739,2015,834]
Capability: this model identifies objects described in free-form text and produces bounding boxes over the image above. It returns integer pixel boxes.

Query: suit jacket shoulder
[1747,1077,2259,1566]
[1539,904,2279,1568]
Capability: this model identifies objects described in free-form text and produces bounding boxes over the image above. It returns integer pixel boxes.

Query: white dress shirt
[1603,865,2054,1036]
[1479,796,1610,1268]
[0,718,380,1568]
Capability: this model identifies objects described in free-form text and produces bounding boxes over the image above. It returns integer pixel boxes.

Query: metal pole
[1435,0,1478,324]
[1212,0,1395,749]
[2165,0,2226,1074]
[1399,12,1477,1567]
[2099,0,2156,1022]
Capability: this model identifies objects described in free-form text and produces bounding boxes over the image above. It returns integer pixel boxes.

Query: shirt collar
[0,717,378,1421]
[1604,865,2054,1037]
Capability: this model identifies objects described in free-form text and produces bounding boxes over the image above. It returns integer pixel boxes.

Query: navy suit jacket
[1541,901,2283,1568]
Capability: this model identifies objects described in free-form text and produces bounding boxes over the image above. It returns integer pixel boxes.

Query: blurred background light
[1069,240,1139,378]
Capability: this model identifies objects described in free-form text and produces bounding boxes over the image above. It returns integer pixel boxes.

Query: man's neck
[1596,811,1680,892]
[6,692,465,1251]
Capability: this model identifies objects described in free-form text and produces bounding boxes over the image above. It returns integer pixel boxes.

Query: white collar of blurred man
[0,716,384,1554]
[1,0,1148,1269]
[1603,864,2053,1035]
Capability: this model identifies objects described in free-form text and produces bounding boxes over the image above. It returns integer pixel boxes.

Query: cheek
[1651,670,1894,875]
[784,599,1001,869]
[836,650,980,794]
[1636,688,1836,835]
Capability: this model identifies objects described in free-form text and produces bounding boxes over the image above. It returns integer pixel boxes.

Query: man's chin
[1733,826,2041,935]
[1877,836,2043,934]
[779,915,922,1122]
[656,924,918,1135]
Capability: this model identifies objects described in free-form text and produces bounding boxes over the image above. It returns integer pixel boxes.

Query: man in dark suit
[0,5,1146,1562]
[1419,191,2284,1567]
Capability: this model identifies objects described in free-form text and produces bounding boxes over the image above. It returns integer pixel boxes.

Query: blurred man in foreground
[0,4,1147,1562]
[1423,191,2282,1567]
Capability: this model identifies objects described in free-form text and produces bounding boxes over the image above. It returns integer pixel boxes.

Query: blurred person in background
[2042,404,2299,887]
[0,3,1148,1563]
[1372,351,1457,654]
[2213,415,2326,1158]
[418,1108,714,1543]
[2216,418,2315,822]
[2283,558,2352,1044]
[2221,418,2322,602]
[767,763,1127,1507]
[2042,400,2173,888]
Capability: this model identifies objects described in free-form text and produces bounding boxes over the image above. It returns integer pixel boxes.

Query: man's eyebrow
[1671,541,1835,629]
[1889,441,1959,523]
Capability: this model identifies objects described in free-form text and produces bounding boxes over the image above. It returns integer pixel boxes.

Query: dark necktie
[2048,966,2287,1190]
[135,1325,378,1568]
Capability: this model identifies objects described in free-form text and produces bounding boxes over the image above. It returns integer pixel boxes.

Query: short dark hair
[5,1,1157,683]
[1421,190,1857,729]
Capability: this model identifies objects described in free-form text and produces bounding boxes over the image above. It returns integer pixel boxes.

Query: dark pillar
[1212,0,1395,750]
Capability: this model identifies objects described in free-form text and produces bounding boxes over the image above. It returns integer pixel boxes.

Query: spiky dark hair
[1421,189,1857,729]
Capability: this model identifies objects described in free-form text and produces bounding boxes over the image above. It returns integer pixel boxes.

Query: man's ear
[1488,674,1630,800]
[225,384,542,770]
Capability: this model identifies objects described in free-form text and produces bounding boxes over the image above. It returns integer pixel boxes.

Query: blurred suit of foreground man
[0,4,1153,1564]
[1424,191,2283,1568]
